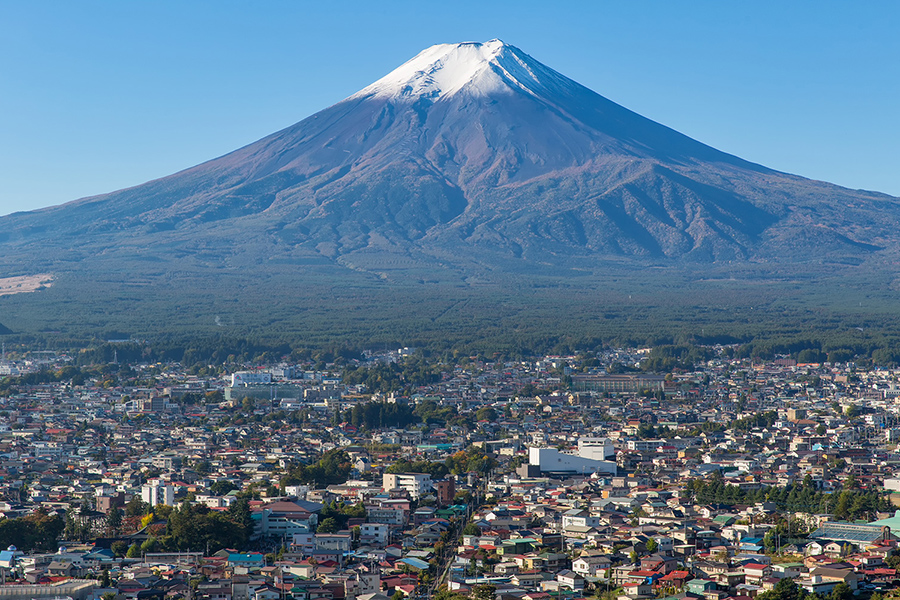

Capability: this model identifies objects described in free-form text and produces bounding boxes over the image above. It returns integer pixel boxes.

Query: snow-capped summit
[351,39,572,101]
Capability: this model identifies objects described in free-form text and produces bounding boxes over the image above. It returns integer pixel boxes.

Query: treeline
[12,271,900,364]
[68,338,364,369]
[640,345,715,372]
[730,411,778,432]
[316,501,367,533]
[386,446,498,479]
[341,399,480,430]
[341,357,442,393]
[282,449,353,488]
[165,498,253,552]
[0,509,64,552]
[342,402,419,430]
[687,476,890,520]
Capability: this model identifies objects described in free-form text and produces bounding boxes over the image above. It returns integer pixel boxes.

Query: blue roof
[228,553,264,563]
[398,557,430,570]
[742,537,763,544]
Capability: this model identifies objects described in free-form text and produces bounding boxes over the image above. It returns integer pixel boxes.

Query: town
[1,344,900,600]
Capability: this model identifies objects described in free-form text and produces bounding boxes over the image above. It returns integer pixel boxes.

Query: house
[556,570,584,591]
[742,563,772,584]
[228,553,266,569]
[572,554,611,577]
[253,500,321,540]
[686,579,718,596]
[511,571,544,589]
[658,570,691,589]
[622,581,652,597]
[640,553,678,574]
[359,523,389,546]
[808,567,858,590]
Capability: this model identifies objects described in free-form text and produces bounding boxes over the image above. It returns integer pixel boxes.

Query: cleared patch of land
[0,274,53,297]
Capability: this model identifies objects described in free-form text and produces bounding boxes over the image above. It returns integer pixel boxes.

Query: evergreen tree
[107,505,123,534]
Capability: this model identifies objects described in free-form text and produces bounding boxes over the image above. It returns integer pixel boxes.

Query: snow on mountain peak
[351,39,564,102]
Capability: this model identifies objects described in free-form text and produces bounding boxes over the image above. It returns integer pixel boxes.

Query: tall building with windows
[141,482,175,506]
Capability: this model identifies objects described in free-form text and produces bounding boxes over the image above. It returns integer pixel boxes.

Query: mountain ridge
[0,40,899,339]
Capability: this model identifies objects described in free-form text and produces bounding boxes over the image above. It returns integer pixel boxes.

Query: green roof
[870,510,900,529]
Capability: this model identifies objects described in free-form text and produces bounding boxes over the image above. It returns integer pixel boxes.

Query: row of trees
[342,357,442,393]
[686,475,890,520]
[282,449,353,488]
[342,401,419,430]
[386,446,499,479]
[316,501,367,533]
[158,498,254,553]
[338,398,490,431]
[730,411,778,432]
[0,509,64,552]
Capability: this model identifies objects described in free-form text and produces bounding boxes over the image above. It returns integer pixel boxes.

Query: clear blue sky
[1,1,898,216]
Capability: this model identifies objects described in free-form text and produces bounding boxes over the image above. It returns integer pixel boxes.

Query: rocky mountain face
[0,40,898,331]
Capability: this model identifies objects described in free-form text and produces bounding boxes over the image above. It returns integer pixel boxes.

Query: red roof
[863,568,896,575]
[661,570,691,580]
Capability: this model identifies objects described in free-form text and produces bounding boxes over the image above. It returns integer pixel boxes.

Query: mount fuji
[1,40,898,339]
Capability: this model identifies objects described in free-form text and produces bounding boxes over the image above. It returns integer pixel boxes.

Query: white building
[577,437,616,461]
[382,473,432,500]
[572,555,611,577]
[561,509,602,530]
[315,533,352,552]
[528,447,616,476]
[141,482,175,507]
[359,522,389,546]
[231,371,272,386]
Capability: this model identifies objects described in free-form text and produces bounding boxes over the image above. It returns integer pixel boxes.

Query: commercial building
[382,473,433,500]
[527,447,617,476]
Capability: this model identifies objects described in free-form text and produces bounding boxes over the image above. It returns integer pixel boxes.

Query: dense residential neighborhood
[2,345,900,600]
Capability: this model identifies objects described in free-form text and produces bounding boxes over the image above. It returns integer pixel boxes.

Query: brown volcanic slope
[0,39,898,337]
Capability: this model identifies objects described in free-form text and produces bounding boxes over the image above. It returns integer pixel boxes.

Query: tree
[210,480,239,496]
[757,577,802,600]
[140,537,158,553]
[126,543,141,558]
[475,407,497,422]
[111,540,129,557]
[124,495,148,517]
[0,509,65,552]
[829,583,851,600]
[834,490,852,520]
[107,505,122,534]
[763,528,778,553]
[472,585,497,600]
[317,517,340,533]
[645,538,658,553]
